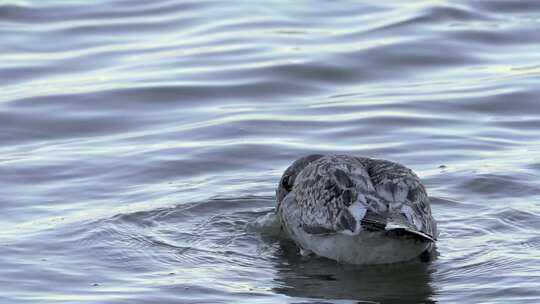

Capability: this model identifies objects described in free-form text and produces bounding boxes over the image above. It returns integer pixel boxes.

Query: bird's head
[276,154,324,205]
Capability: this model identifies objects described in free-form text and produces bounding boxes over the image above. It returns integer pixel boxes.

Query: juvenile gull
[276,154,437,264]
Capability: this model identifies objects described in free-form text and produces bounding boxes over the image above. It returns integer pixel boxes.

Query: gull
[276,154,437,264]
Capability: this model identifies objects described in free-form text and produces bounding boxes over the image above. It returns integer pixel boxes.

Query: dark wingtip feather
[387,227,436,242]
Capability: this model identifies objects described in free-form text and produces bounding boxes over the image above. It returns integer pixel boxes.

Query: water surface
[1,0,540,303]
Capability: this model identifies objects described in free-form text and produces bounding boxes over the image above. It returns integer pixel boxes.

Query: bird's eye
[282,175,292,191]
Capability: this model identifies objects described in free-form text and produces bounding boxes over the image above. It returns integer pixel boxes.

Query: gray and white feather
[276,154,437,264]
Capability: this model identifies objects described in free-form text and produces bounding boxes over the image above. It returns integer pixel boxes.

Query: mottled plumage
[276,154,437,264]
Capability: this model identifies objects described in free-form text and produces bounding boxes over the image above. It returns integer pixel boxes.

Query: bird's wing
[363,158,437,241]
[289,155,436,241]
[291,155,376,235]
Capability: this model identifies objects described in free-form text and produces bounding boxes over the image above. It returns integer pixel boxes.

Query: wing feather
[283,155,437,241]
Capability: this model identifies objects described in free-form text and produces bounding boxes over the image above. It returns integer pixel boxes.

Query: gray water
[1,0,540,303]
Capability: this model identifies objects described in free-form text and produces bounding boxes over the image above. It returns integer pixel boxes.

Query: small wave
[247,211,284,237]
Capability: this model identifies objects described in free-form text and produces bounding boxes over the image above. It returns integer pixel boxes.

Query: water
[1,0,540,302]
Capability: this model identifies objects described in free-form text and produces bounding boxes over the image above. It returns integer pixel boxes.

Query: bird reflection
[271,239,436,303]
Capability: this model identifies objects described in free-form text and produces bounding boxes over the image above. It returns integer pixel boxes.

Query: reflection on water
[273,239,435,303]
[1,0,540,303]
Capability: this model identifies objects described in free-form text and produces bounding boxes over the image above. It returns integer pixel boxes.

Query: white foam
[248,212,283,237]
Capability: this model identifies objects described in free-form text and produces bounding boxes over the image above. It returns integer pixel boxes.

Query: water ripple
[1,0,540,303]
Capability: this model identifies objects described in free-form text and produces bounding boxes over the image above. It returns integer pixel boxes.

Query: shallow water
[1,0,540,303]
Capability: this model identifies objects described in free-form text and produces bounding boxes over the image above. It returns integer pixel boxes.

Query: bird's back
[276,154,437,263]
